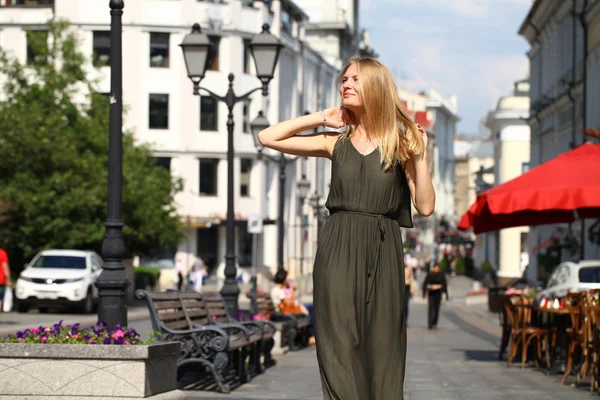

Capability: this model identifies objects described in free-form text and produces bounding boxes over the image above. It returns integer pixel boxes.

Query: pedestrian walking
[404,260,415,327]
[257,56,435,399]
[175,258,184,292]
[0,248,12,313]
[188,257,207,293]
[422,262,449,330]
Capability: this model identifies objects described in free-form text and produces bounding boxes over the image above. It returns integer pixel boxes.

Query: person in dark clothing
[422,262,448,330]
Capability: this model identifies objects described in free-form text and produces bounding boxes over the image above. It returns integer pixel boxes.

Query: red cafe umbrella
[458,143,600,234]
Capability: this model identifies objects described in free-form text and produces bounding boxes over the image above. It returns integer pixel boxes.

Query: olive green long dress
[313,137,413,400]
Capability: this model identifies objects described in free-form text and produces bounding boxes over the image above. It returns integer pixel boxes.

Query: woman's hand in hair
[416,123,428,148]
[323,106,348,129]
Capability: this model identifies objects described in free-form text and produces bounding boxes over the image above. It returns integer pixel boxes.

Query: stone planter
[0,342,180,399]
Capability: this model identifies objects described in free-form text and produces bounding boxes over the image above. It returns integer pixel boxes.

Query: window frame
[240,158,253,197]
[149,93,170,130]
[149,32,170,68]
[200,95,219,132]
[92,30,111,67]
[199,158,219,196]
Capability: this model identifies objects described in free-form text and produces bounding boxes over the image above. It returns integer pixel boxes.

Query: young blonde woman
[258,56,435,399]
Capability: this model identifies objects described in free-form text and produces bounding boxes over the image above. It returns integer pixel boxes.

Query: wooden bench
[203,291,277,372]
[135,290,253,393]
[248,292,311,351]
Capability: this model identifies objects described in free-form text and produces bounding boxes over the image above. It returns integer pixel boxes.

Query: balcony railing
[0,0,54,7]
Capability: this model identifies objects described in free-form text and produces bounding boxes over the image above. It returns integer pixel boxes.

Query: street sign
[248,213,263,234]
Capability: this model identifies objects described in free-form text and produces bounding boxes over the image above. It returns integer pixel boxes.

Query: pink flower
[88,338,95,344]
[18,338,23,343]
[72,334,80,339]
[31,328,40,334]
[111,330,125,339]
[44,327,51,333]
[41,336,47,343]
[124,341,130,345]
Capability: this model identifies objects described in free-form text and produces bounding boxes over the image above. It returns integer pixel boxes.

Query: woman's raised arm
[258,107,346,159]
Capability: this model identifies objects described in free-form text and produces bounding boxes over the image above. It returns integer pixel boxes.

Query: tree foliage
[0,20,183,271]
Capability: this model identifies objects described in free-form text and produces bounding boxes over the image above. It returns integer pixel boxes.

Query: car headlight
[64,278,84,283]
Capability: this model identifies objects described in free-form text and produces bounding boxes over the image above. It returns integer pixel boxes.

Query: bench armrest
[239,321,264,335]
[194,322,250,340]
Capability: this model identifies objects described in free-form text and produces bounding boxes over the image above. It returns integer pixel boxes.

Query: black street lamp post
[296,173,311,275]
[180,23,282,315]
[309,193,327,242]
[250,113,303,273]
[474,165,493,264]
[97,0,128,329]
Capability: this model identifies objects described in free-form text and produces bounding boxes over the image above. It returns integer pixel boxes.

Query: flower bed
[466,289,489,296]
[0,320,153,345]
[0,320,180,399]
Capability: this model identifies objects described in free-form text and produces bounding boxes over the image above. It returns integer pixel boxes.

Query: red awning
[458,143,600,234]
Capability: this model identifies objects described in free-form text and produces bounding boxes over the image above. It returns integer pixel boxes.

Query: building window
[242,100,251,133]
[522,162,530,174]
[150,32,170,68]
[199,158,219,196]
[208,35,220,71]
[243,38,252,74]
[240,158,253,197]
[149,94,169,129]
[281,8,291,34]
[200,96,218,131]
[5,0,54,6]
[154,157,171,173]
[26,30,47,64]
[92,31,111,67]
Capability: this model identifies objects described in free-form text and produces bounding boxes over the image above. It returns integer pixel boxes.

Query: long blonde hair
[337,56,425,170]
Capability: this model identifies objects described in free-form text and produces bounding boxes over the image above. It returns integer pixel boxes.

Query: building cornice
[304,21,351,34]
[587,0,600,24]
[426,101,460,122]
[518,0,561,44]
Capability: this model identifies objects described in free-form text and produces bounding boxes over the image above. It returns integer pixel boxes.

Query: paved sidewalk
[181,300,589,400]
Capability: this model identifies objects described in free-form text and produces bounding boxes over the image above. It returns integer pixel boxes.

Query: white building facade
[426,89,459,259]
[0,0,344,278]
[519,0,600,283]
[397,87,459,259]
[483,79,531,280]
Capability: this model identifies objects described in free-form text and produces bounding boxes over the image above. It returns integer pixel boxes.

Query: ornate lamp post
[250,112,302,273]
[96,0,128,329]
[180,23,282,315]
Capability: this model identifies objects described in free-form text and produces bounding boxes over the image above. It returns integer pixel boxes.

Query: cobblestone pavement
[181,300,591,400]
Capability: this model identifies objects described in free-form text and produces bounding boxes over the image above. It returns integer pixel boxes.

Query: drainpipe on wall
[579,0,589,260]
[569,0,577,149]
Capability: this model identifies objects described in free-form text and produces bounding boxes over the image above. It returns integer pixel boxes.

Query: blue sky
[360,0,532,134]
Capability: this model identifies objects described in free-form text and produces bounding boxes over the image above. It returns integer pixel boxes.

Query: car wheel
[15,300,28,313]
[81,290,94,314]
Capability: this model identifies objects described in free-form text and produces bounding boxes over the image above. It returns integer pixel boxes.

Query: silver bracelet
[320,110,326,128]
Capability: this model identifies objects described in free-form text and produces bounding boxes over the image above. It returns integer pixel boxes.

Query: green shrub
[481,261,494,273]
[134,266,161,289]
[439,257,449,272]
[454,257,466,274]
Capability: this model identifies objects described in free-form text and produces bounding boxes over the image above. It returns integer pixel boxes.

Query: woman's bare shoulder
[324,133,345,158]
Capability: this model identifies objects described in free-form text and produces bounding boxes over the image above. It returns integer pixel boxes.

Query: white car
[537,260,600,299]
[15,249,103,314]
